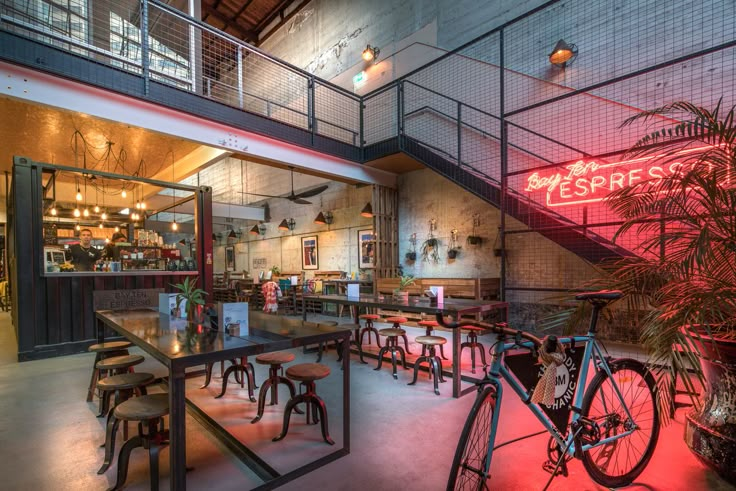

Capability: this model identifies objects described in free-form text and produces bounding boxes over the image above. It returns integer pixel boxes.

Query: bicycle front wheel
[447,386,496,491]
[581,358,660,488]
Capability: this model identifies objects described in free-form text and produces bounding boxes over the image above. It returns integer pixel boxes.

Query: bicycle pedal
[542,460,568,477]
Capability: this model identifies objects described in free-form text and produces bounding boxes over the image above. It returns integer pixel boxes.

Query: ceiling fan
[243,166,328,205]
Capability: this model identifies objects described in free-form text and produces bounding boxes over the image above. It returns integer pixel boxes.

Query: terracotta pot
[393,291,409,302]
[684,329,736,485]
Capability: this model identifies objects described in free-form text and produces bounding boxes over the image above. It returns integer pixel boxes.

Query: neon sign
[524,146,714,207]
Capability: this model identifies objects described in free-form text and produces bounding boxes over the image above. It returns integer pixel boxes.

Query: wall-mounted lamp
[314,211,333,225]
[249,223,267,236]
[212,233,218,241]
[362,44,380,63]
[549,39,577,67]
[278,218,296,231]
[228,227,238,239]
[360,202,373,218]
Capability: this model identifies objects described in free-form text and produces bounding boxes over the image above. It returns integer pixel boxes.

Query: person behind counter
[103,232,127,260]
[69,228,102,271]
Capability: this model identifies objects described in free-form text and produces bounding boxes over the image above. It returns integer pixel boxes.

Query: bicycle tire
[581,358,660,487]
[447,386,497,491]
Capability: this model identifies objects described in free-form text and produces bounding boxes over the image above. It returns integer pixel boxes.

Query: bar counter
[43,271,198,277]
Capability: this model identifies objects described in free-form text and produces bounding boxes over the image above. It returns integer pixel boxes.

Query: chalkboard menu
[43,222,58,245]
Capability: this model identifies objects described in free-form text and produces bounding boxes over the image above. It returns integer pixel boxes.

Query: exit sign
[352,71,367,88]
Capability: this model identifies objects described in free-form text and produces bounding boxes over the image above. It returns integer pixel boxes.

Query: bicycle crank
[543,436,572,477]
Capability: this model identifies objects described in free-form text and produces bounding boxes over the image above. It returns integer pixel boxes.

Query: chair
[86,341,132,402]
[408,336,447,395]
[273,363,334,445]
[374,328,408,379]
[251,352,302,423]
[100,393,170,491]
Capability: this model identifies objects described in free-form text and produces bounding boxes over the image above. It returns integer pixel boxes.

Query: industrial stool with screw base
[87,341,132,402]
[417,320,448,360]
[94,354,145,415]
[374,328,408,379]
[314,321,339,362]
[408,336,447,395]
[251,352,302,423]
[359,314,382,347]
[461,326,487,374]
[100,393,169,491]
[273,363,334,445]
[336,324,367,364]
[211,357,258,403]
[97,372,156,472]
[385,317,412,354]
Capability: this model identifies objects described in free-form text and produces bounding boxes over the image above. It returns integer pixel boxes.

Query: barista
[69,229,102,271]
[103,232,127,260]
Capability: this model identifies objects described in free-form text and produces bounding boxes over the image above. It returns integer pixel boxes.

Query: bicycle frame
[479,330,639,479]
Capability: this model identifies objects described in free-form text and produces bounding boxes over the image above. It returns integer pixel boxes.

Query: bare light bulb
[172,221,178,231]
[114,226,120,233]
[83,208,90,217]
[50,206,57,216]
[121,189,127,198]
[99,223,103,229]
[135,202,141,209]
[94,205,100,213]
[73,208,81,218]
[76,189,83,201]
[101,212,107,220]
[105,238,110,243]
[75,224,81,231]
[140,202,146,210]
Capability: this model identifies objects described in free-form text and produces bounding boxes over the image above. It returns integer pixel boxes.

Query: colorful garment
[261,281,282,313]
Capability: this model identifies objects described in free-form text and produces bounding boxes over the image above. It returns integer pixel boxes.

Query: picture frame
[301,236,319,270]
[225,245,236,272]
[358,229,375,269]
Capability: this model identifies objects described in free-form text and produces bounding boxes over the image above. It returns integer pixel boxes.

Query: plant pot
[448,249,459,259]
[393,291,409,302]
[405,252,416,262]
[684,329,736,485]
[466,236,482,246]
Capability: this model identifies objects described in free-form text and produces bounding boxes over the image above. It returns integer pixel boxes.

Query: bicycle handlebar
[435,314,543,347]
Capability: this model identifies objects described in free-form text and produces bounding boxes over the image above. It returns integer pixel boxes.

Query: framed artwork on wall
[225,246,235,272]
[301,236,319,270]
[358,229,375,269]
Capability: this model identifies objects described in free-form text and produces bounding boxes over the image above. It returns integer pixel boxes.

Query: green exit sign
[352,71,367,87]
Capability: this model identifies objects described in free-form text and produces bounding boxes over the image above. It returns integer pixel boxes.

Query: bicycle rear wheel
[581,358,660,488]
[447,386,496,491]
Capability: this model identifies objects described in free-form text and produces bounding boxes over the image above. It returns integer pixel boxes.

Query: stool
[87,341,132,402]
[273,363,334,445]
[314,321,338,363]
[100,393,169,491]
[374,328,408,379]
[461,326,487,374]
[251,352,302,423]
[201,359,243,389]
[96,372,156,473]
[201,358,258,403]
[409,336,447,395]
[385,316,412,354]
[417,320,448,360]
[334,324,367,364]
[359,314,382,347]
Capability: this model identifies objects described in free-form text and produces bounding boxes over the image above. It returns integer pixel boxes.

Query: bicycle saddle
[575,290,623,301]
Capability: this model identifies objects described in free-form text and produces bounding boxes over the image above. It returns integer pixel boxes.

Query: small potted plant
[406,233,417,262]
[466,214,483,246]
[393,275,416,302]
[172,276,208,321]
[421,220,440,263]
[448,229,461,260]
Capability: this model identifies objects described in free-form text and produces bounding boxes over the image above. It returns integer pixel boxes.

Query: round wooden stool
[95,355,144,387]
[273,363,334,445]
[96,372,156,473]
[374,328,408,379]
[408,336,447,395]
[251,352,301,423]
[201,357,258,403]
[461,325,487,373]
[359,314,382,347]
[417,320,448,360]
[385,316,412,354]
[87,341,132,402]
[101,393,170,491]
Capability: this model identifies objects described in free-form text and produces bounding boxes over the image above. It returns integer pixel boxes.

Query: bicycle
[438,290,660,490]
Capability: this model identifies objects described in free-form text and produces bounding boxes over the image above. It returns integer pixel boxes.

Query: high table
[96,309,352,491]
[301,294,507,398]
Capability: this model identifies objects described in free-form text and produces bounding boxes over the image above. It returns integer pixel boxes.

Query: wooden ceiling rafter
[255,0,309,46]
[201,1,256,41]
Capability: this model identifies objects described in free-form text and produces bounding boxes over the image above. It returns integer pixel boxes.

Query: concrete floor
[0,311,733,491]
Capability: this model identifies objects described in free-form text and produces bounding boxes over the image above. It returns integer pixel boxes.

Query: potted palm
[393,275,416,302]
[576,100,736,483]
[172,276,208,321]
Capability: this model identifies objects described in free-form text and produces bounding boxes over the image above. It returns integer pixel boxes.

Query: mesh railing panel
[363,86,398,146]
[314,80,360,145]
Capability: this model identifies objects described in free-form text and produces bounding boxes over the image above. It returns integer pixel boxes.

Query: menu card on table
[218,302,249,336]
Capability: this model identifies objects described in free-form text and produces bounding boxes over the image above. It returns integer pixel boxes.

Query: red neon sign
[524,146,715,207]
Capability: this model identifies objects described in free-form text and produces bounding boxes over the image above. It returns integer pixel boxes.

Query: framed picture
[358,229,375,269]
[301,236,319,270]
[225,245,236,272]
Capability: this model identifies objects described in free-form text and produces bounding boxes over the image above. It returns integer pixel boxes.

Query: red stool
[417,320,448,360]
[359,314,382,347]
[461,326,487,374]
[385,316,412,354]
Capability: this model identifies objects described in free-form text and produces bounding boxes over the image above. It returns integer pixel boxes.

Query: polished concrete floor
[0,311,733,491]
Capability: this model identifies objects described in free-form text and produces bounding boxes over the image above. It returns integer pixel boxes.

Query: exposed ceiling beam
[257,0,309,46]
[200,3,255,41]
[252,0,293,34]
